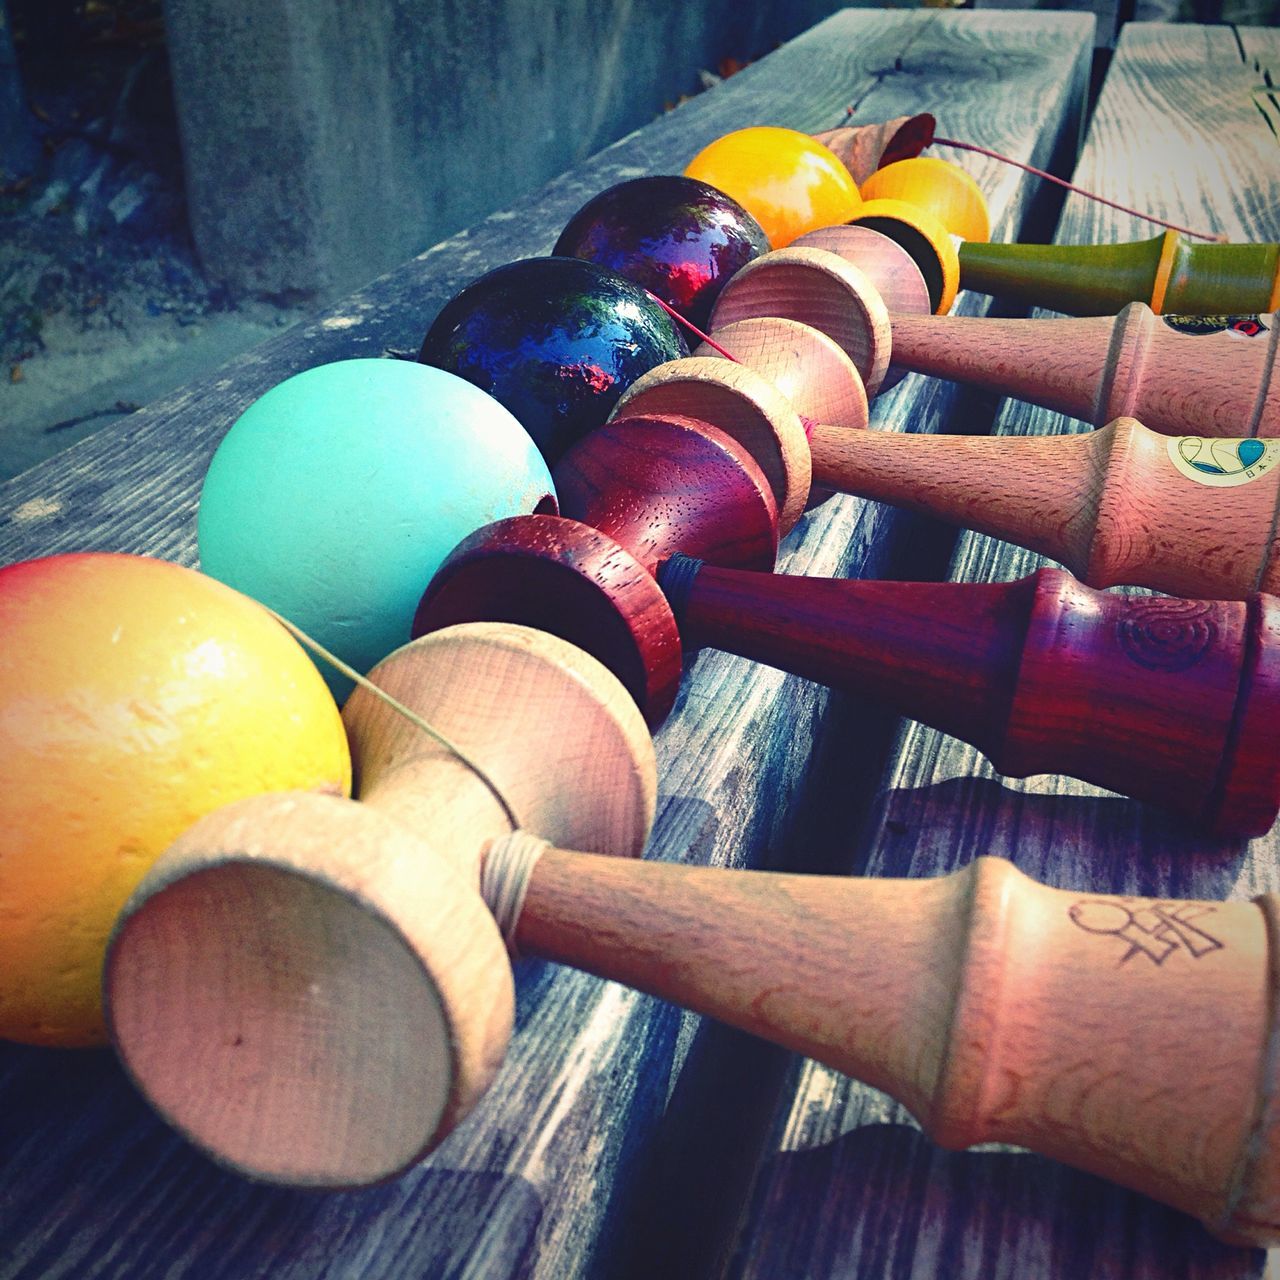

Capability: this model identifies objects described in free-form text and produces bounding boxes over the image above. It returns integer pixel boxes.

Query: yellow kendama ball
[859,156,991,243]
[0,552,352,1047]
[685,126,862,249]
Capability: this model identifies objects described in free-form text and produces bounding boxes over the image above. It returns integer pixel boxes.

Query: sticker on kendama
[1167,436,1280,486]
[1162,313,1270,338]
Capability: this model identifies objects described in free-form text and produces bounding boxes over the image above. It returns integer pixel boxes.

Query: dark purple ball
[554,175,769,331]
[419,256,687,465]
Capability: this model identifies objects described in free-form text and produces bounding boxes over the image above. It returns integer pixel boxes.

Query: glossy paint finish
[684,126,862,249]
[419,257,688,464]
[554,175,769,330]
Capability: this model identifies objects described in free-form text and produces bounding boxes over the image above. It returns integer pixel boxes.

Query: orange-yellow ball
[685,126,862,249]
[859,156,991,243]
[0,553,352,1047]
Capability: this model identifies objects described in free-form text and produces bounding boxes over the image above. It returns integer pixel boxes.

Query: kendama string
[481,831,550,952]
[930,135,1228,242]
[648,293,818,436]
[264,605,523,830]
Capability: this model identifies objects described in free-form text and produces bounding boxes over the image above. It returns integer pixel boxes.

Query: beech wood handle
[515,849,1280,1244]
[888,304,1279,437]
[806,416,1280,599]
[659,560,1280,835]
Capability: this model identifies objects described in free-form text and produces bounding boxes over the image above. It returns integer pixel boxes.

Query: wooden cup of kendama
[712,239,1280,438]
[105,618,1280,1243]
[612,301,1280,601]
[105,621,656,1186]
[412,409,792,725]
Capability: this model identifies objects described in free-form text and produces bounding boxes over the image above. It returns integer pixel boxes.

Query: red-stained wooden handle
[658,557,1280,835]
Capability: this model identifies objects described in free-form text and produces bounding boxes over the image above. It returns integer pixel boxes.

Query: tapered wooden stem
[516,849,1280,1245]
[807,415,1280,599]
[659,560,1280,835]
[888,302,1280,436]
[958,231,1280,316]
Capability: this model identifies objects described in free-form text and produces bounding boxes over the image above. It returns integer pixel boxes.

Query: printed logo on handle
[1167,436,1280,487]
[1162,314,1269,338]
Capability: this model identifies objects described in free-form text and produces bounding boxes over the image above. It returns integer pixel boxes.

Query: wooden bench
[723,22,1280,1280]
[18,10,1270,1279]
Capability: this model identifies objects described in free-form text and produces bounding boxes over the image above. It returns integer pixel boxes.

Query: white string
[481,831,549,954]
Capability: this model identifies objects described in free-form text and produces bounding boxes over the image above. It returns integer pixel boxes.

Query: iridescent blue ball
[553,175,770,330]
[418,256,687,465]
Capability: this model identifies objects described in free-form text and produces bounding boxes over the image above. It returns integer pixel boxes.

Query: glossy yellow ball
[859,156,991,243]
[0,553,352,1046]
[685,126,862,249]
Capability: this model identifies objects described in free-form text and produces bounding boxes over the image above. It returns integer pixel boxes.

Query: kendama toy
[832,194,1280,318]
[710,240,1280,438]
[611,270,1280,599]
[810,120,1280,316]
[104,618,1280,1246]
[197,358,556,693]
[0,552,351,1048]
[418,256,688,464]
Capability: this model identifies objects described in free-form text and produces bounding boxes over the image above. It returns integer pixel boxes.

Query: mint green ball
[198,359,555,694]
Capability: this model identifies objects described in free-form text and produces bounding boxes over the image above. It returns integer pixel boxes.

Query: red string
[645,293,813,437]
[931,136,1227,243]
[647,294,742,361]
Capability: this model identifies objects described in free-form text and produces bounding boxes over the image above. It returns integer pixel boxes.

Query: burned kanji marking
[1069,899,1224,965]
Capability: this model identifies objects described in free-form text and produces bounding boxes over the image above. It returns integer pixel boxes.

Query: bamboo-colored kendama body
[811,414,1280,598]
[106,622,655,1186]
[800,208,1280,317]
[104,618,1280,1243]
[958,229,1280,317]
[711,242,1280,438]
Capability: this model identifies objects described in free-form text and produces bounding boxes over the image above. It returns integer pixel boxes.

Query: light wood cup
[105,622,655,1186]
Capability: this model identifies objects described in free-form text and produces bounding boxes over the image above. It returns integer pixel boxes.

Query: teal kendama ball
[197,358,555,695]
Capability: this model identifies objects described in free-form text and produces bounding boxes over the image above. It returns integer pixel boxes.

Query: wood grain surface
[731,23,1280,1280]
[0,11,1092,1280]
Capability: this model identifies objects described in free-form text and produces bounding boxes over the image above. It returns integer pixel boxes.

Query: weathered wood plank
[0,12,1090,1280]
[732,23,1280,1280]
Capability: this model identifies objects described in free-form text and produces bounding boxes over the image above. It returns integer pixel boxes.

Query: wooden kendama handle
[888,303,1280,437]
[514,847,1280,1244]
[807,416,1280,599]
[658,559,1280,835]
[957,230,1280,317]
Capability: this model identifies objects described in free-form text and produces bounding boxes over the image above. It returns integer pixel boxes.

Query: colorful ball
[419,257,687,465]
[684,126,862,249]
[859,156,991,243]
[553,175,769,330]
[198,358,554,693]
[0,552,351,1047]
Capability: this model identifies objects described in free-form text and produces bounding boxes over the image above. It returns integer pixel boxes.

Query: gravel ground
[0,0,300,484]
